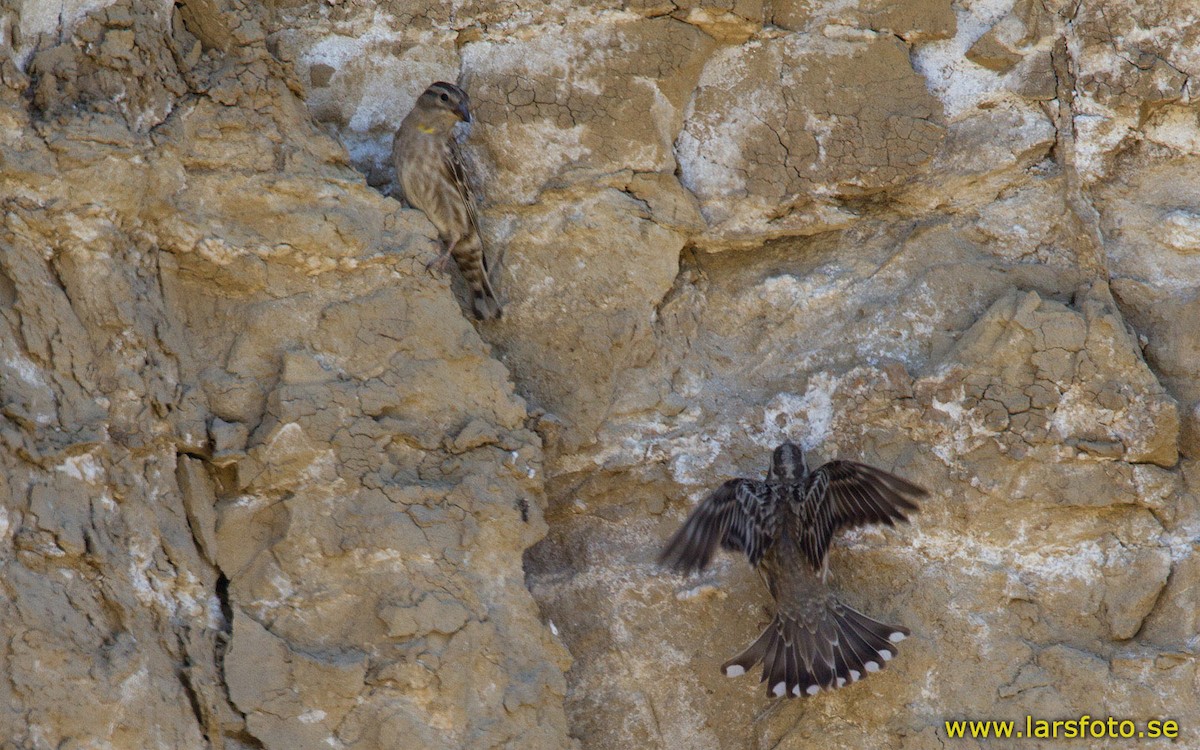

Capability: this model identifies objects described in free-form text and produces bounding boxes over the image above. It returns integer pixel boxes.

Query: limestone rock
[769,0,956,42]
[930,284,1178,467]
[4,0,1200,748]
[966,22,1024,72]
[488,186,686,449]
[227,609,369,749]
[0,1,569,747]
[677,34,945,247]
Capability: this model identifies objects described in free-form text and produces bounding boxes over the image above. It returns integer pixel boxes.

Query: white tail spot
[792,684,802,697]
[772,681,787,697]
[724,665,745,677]
[865,661,880,672]
[879,649,893,661]
[889,632,907,643]
[849,669,861,681]
[806,684,820,696]
[836,677,847,688]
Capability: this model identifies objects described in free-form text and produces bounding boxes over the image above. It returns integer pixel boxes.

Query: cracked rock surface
[3,0,1200,748]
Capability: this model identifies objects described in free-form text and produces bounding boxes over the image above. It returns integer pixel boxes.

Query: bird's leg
[757,604,772,630]
[752,699,785,725]
[426,240,456,275]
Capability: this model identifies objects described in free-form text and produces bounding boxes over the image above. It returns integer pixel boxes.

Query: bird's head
[415,81,472,127]
[768,441,808,482]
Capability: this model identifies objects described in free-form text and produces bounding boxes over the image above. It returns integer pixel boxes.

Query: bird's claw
[425,251,453,275]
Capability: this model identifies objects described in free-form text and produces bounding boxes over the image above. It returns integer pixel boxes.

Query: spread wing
[659,479,780,573]
[794,461,926,572]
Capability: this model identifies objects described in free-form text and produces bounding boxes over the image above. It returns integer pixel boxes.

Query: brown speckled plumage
[660,441,926,698]
[392,82,501,321]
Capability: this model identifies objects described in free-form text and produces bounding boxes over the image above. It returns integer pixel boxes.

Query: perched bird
[392,81,501,321]
[660,441,926,698]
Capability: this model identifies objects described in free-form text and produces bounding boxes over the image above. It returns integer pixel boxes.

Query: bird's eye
[439,93,449,102]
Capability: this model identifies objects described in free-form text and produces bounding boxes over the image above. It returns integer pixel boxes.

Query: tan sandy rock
[486,185,686,450]
[4,0,1200,748]
[0,1,571,748]
[677,34,945,247]
[769,0,955,42]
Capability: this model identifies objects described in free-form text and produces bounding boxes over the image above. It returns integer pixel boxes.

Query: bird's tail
[451,234,501,321]
[720,601,908,698]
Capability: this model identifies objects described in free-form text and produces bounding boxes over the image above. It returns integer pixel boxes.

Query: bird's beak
[457,103,472,123]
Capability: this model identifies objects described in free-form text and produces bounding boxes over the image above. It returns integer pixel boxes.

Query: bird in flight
[392,81,502,321]
[660,441,926,698]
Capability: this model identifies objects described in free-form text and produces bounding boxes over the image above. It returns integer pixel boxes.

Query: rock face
[2,0,1199,749]
[1,2,565,748]
[678,34,945,244]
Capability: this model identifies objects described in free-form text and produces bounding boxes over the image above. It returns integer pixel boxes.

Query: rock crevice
[4,0,1200,748]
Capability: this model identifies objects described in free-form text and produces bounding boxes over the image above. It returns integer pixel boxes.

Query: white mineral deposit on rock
[1,0,1198,747]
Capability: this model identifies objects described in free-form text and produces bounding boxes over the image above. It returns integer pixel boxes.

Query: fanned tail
[720,601,909,698]
[719,624,774,680]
